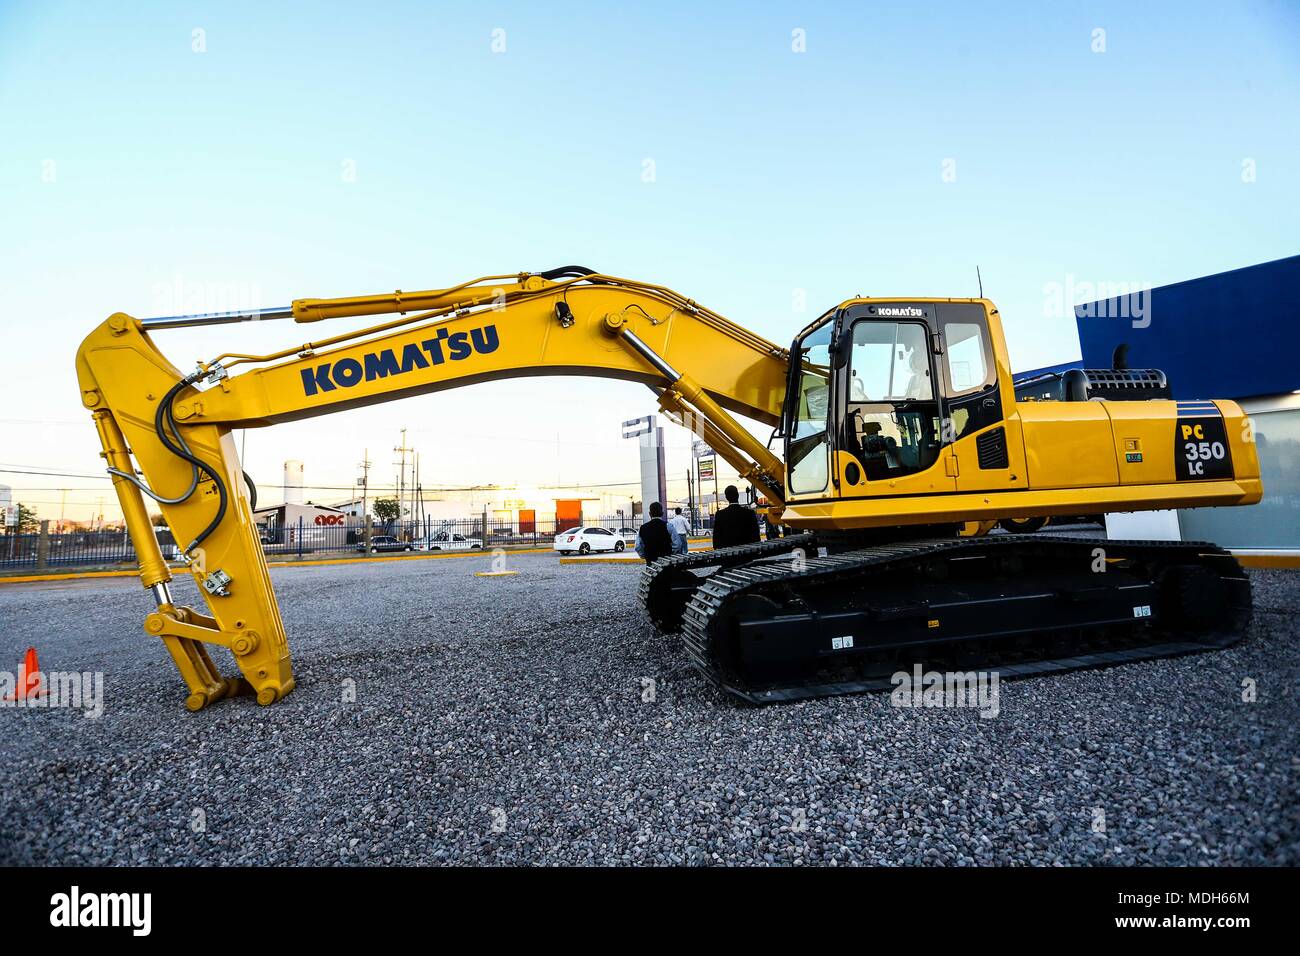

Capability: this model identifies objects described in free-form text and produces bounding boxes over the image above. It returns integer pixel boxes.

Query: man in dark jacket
[712,485,761,551]
[635,501,674,564]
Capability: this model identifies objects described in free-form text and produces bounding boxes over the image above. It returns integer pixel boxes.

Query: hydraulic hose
[535,265,595,280]
[108,376,247,557]
[152,373,229,556]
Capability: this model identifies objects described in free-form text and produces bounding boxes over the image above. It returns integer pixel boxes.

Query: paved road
[0,552,1295,865]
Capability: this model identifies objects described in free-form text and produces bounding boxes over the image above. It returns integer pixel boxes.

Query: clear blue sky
[1,1,1297,520]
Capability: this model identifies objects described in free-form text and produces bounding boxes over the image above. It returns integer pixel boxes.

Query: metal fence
[0,514,719,571]
[259,517,652,556]
[0,528,180,571]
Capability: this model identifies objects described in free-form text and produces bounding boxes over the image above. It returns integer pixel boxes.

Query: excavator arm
[75,268,791,709]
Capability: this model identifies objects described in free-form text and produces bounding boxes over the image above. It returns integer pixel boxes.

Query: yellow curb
[0,546,558,584]
[560,545,721,564]
[0,568,151,584]
[560,556,646,565]
[267,547,553,569]
[1234,553,1300,569]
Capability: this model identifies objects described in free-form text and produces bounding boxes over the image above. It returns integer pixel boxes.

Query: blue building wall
[1013,360,1080,382]
[1068,255,1300,553]
[1073,255,1300,400]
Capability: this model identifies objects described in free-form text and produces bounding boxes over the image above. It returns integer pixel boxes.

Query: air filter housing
[1014,368,1171,403]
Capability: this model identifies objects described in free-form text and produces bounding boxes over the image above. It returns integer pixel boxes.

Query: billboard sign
[621,416,653,439]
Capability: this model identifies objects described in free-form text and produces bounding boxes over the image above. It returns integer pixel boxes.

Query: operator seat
[903,349,931,400]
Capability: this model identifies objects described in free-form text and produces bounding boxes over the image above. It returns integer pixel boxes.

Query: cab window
[943,322,991,394]
[845,321,942,480]
[786,321,833,495]
[849,322,932,402]
[938,309,1001,442]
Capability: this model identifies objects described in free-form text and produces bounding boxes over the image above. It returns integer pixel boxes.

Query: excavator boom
[76,269,791,709]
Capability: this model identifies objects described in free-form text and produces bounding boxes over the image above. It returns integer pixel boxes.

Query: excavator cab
[785,300,1004,502]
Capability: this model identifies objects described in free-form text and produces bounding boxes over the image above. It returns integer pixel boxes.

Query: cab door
[784,317,836,501]
[932,302,1027,493]
[834,304,957,498]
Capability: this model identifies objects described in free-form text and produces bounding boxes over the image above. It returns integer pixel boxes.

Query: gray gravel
[0,553,1295,866]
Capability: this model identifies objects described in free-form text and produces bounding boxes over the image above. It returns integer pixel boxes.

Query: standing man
[635,501,674,564]
[712,485,761,551]
[668,507,691,554]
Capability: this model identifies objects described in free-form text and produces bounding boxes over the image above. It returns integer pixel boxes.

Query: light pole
[359,449,372,552]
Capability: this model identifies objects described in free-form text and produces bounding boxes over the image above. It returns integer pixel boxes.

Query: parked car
[414,531,483,551]
[354,535,413,553]
[554,526,626,555]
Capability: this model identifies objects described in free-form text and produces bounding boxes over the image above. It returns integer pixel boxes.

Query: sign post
[623,416,667,521]
[691,440,719,526]
[1,485,15,564]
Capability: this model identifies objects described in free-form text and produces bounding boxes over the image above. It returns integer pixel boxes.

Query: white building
[253,501,350,544]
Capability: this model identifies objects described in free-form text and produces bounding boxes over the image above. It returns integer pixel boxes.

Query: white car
[554,526,626,555]
[414,531,483,551]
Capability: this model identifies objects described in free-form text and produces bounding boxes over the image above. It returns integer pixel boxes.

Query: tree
[16,503,39,534]
[372,497,400,523]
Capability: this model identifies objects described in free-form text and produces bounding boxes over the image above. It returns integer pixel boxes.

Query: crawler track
[647,534,1251,703]
[637,534,819,631]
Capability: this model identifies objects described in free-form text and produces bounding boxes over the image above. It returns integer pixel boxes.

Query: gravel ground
[0,553,1295,866]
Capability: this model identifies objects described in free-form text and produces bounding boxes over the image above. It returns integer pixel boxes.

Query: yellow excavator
[75,267,1261,709]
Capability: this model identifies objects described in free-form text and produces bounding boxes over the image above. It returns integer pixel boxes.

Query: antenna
[976,266,984,298]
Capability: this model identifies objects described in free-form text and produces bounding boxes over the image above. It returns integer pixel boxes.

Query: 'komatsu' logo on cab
[301,324,500,396]
[875,306,925,318]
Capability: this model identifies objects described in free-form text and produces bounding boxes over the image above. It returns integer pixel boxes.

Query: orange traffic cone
[3,647,45,701]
